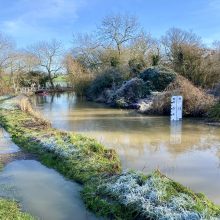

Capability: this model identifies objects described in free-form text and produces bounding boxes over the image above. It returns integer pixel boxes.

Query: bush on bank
[145,75,215,116]
[89,66,178,108]
[88,65,214,116]
[206,99,220,122]
[139,66,178,91]
[0,98,220,219]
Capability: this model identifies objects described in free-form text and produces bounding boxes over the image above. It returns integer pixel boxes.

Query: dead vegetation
[15,96,51,128]
[0,78,13,96]
[146,75,215,116]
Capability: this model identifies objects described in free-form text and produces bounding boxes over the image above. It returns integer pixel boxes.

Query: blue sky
[0,0,219,49]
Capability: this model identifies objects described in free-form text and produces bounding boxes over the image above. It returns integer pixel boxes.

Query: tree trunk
[48,71,54,89]
[49,78,54,89]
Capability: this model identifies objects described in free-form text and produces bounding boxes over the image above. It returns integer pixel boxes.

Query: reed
[15,96,51,127]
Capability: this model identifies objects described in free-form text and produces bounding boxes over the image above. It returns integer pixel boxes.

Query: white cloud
[1,0,86,41]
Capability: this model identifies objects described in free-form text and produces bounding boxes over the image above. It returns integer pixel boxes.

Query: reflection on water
[0,160,102,220]
[33,93,220,205]
[170,121,182,144]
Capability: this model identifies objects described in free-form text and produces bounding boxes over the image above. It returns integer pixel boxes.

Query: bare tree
[161,27,202,68]
[96,12,141,58]
[28,39,63,88]
[130,31,155,58]
[63,52,93,95]
[213,40,220,51]
[0,32,16,78]
[71,32,102,70]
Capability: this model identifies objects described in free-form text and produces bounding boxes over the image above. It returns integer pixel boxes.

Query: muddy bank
[0,150,39,166]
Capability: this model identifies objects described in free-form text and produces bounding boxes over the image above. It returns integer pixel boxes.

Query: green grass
[53,75,66,82]
[0,199,38,220]
[0,94,17,101]
[81,171,220,219]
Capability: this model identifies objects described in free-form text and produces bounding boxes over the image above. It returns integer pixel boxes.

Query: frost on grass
[99,171,220,220]
[31,134,81,159]
[0,95,14,101]
[0,98,19,111]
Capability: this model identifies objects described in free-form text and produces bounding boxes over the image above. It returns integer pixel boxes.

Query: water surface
[0,160,102,220]
[33,93,220,205]
[0,126,20,154]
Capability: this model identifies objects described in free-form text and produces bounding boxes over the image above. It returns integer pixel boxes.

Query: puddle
[0,160,102,220]
[0,126,20,154]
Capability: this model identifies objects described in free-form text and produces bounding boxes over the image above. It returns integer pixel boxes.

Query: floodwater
[0,160,102,220]
[33,93,220,206]
[0,125,102,220]
[0,126,20,154]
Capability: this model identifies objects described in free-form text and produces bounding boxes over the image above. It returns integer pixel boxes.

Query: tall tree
[161,27,202,69]
[28,39,63,88]
[0,32,16,78]
[71,33,101,70]
[96,12,141,58]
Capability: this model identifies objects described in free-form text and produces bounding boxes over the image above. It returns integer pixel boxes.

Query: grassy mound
[82,171,220,219]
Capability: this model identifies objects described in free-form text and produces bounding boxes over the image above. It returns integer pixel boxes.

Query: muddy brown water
[33,93,220,206]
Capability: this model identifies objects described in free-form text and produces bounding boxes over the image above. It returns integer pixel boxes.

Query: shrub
[110,56,121,67]
[206,99,220,122]
[110,78,153,107]
[146,75,214,116]
[139,66,177,91]
[0,77,13,95]
[88,67,123,98]
[69,73,93,96]
[128,58,147,76]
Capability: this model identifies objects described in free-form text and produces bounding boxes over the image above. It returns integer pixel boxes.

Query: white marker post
[170,90,183,121]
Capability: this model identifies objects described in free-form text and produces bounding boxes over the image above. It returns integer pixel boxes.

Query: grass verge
[0,97,220,219]
[0,94,17,102]
[0,198,38,220]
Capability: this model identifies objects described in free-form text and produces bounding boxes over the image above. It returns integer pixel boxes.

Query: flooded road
[33,93,220,205]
